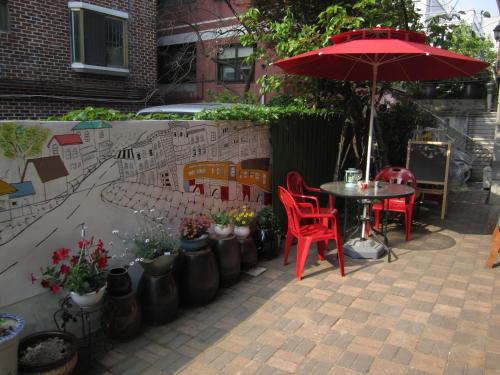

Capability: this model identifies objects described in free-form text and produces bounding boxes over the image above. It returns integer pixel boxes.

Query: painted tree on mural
[0,123,50,180]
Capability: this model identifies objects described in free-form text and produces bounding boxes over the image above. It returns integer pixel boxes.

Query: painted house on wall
[21,156,69,202]
[47,134,84,179]
[116,148,137,181]
[8,182,35,218]
[72,121,113,161]
[0,180,16,215]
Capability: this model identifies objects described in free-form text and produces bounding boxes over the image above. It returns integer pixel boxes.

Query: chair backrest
[278,186,302,235]
[286,171,305,195]
[375,166,417,189]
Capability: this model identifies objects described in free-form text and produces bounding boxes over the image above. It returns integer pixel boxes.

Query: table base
[344,237,387,259]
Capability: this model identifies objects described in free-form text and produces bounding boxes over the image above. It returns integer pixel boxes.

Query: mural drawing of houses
[21,156,69,202]
[72,120,113,161]
[8,182,35,218]
[116,148,137,182]
[0,180,17,213]
[47,134,84,179]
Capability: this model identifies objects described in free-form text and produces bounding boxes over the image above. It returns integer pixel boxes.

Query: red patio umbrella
[274,27,488,184]
[274,27,488,258]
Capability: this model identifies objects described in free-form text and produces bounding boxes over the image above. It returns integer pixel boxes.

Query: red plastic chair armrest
[290,192,320,210]
[297,202,315,212]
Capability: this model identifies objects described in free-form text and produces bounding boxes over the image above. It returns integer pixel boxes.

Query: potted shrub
[32,238,109,308]
[133,233,180,276]
[254,206,281,260]
[232,206,254,239]
[210,211,233,237]
[179,215,211,251]
[18,330,78,375]
[0,313,24,375]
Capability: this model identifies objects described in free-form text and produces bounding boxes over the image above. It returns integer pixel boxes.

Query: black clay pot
[209,234,241,287]
[254,230,280,261]
[239,237,258,270]
[107,267,132,297]
[101,291,142,341]
[138,271,178,326]
[18,331,78,375]
[181,247,219,306]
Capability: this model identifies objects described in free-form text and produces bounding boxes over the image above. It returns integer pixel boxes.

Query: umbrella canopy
[274,27,489,82]
[274,27,488,241]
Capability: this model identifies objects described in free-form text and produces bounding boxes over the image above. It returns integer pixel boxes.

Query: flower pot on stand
[234,226,250,239]
[180,234,209,252]
[18,330,78,375]
[0,314,24,375]
[69,286,106,308]
[213,224,233,238]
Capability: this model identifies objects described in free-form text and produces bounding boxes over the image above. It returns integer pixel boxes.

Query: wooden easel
[406,141,451,219]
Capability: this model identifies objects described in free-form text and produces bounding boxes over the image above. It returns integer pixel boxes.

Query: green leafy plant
[256,206,281,233]
[210,211,232,227]
[134,234,179,260]
[32,239,109,295]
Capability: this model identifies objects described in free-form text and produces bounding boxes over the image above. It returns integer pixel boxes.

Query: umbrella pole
[361,65,378,240]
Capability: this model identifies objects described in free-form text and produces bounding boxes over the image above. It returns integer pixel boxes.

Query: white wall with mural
[0,120,271,308]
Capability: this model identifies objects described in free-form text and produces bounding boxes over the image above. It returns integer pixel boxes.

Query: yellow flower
[242,221,246,225]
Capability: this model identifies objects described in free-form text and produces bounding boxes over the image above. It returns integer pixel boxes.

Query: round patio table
[320,181,415,261]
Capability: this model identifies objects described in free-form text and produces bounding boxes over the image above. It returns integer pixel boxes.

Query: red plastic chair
[286,171,336,216]
[371,166,417,241]
[278,186,344,280]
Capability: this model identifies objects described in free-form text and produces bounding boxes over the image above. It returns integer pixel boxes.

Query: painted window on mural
[69,6,128,69]
[0,0,8,32]
[217,45,254,83]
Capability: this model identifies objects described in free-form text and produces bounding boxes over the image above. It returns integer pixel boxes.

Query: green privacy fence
[270,114,344,231]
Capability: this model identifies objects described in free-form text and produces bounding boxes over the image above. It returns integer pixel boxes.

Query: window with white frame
[68,2,128,75]
[217,45,254,83]
[0,0,8,32]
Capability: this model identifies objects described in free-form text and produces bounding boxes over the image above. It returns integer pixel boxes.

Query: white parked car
[136,103,237,116]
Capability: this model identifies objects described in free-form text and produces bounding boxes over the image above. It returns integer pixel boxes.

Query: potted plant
[0,313,24,375]
[133,233,180,276]
[18,330,78,375]
[210,211,233,237]
[232,206,254,239]
[254,206,281,260]
[33,238,109,308]
[179,214,211,251]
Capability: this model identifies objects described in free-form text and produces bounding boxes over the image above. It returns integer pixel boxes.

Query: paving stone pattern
[96,194,500,374]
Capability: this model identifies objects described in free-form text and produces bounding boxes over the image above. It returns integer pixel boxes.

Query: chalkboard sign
[406,141,451,219]
[406,141,450,184]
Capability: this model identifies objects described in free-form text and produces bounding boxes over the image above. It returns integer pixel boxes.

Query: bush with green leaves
[210,211,233,227]
[256,206,281,233]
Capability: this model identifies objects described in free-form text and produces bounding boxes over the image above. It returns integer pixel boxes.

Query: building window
[217,45,254,83]
[0,0,8,32]
[211,132,216,142]
[84,131,90,142]
[69,3,128,75]
[159,0,196,7]
[52,144,59,156]
[65,149,72,159]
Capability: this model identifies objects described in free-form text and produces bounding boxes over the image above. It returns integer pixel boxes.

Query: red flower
[41,279,50,289]
[97,239,104,250]
[70,255,79,265]
[60,264,70,275]
[97,256,107,269]
[50,284,61,294]
[78,240,89,249]
[52,248,70,264]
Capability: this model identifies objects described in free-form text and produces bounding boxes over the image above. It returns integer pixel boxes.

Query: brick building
[157,0,278,103]
[0,0,157,119]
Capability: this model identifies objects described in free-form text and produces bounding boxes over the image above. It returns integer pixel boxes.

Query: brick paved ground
[97,190,500,375]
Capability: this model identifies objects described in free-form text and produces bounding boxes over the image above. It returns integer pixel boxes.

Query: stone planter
[254,229,280,260]
[239,237,258,270]
[181,247,219,306]
[106,267,132,297]
[18,330,77,375]
[214,224,233,238]
[181,234,209,252]
[69,285,106,308]
[0,313,24,375]
[210,234,241,287]
[101,291,142,341]
[234,225,250,239]
[139,254,177,276]
[138,271,178,326]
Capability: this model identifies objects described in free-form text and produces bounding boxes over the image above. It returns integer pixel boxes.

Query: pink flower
[30,273,38,284]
